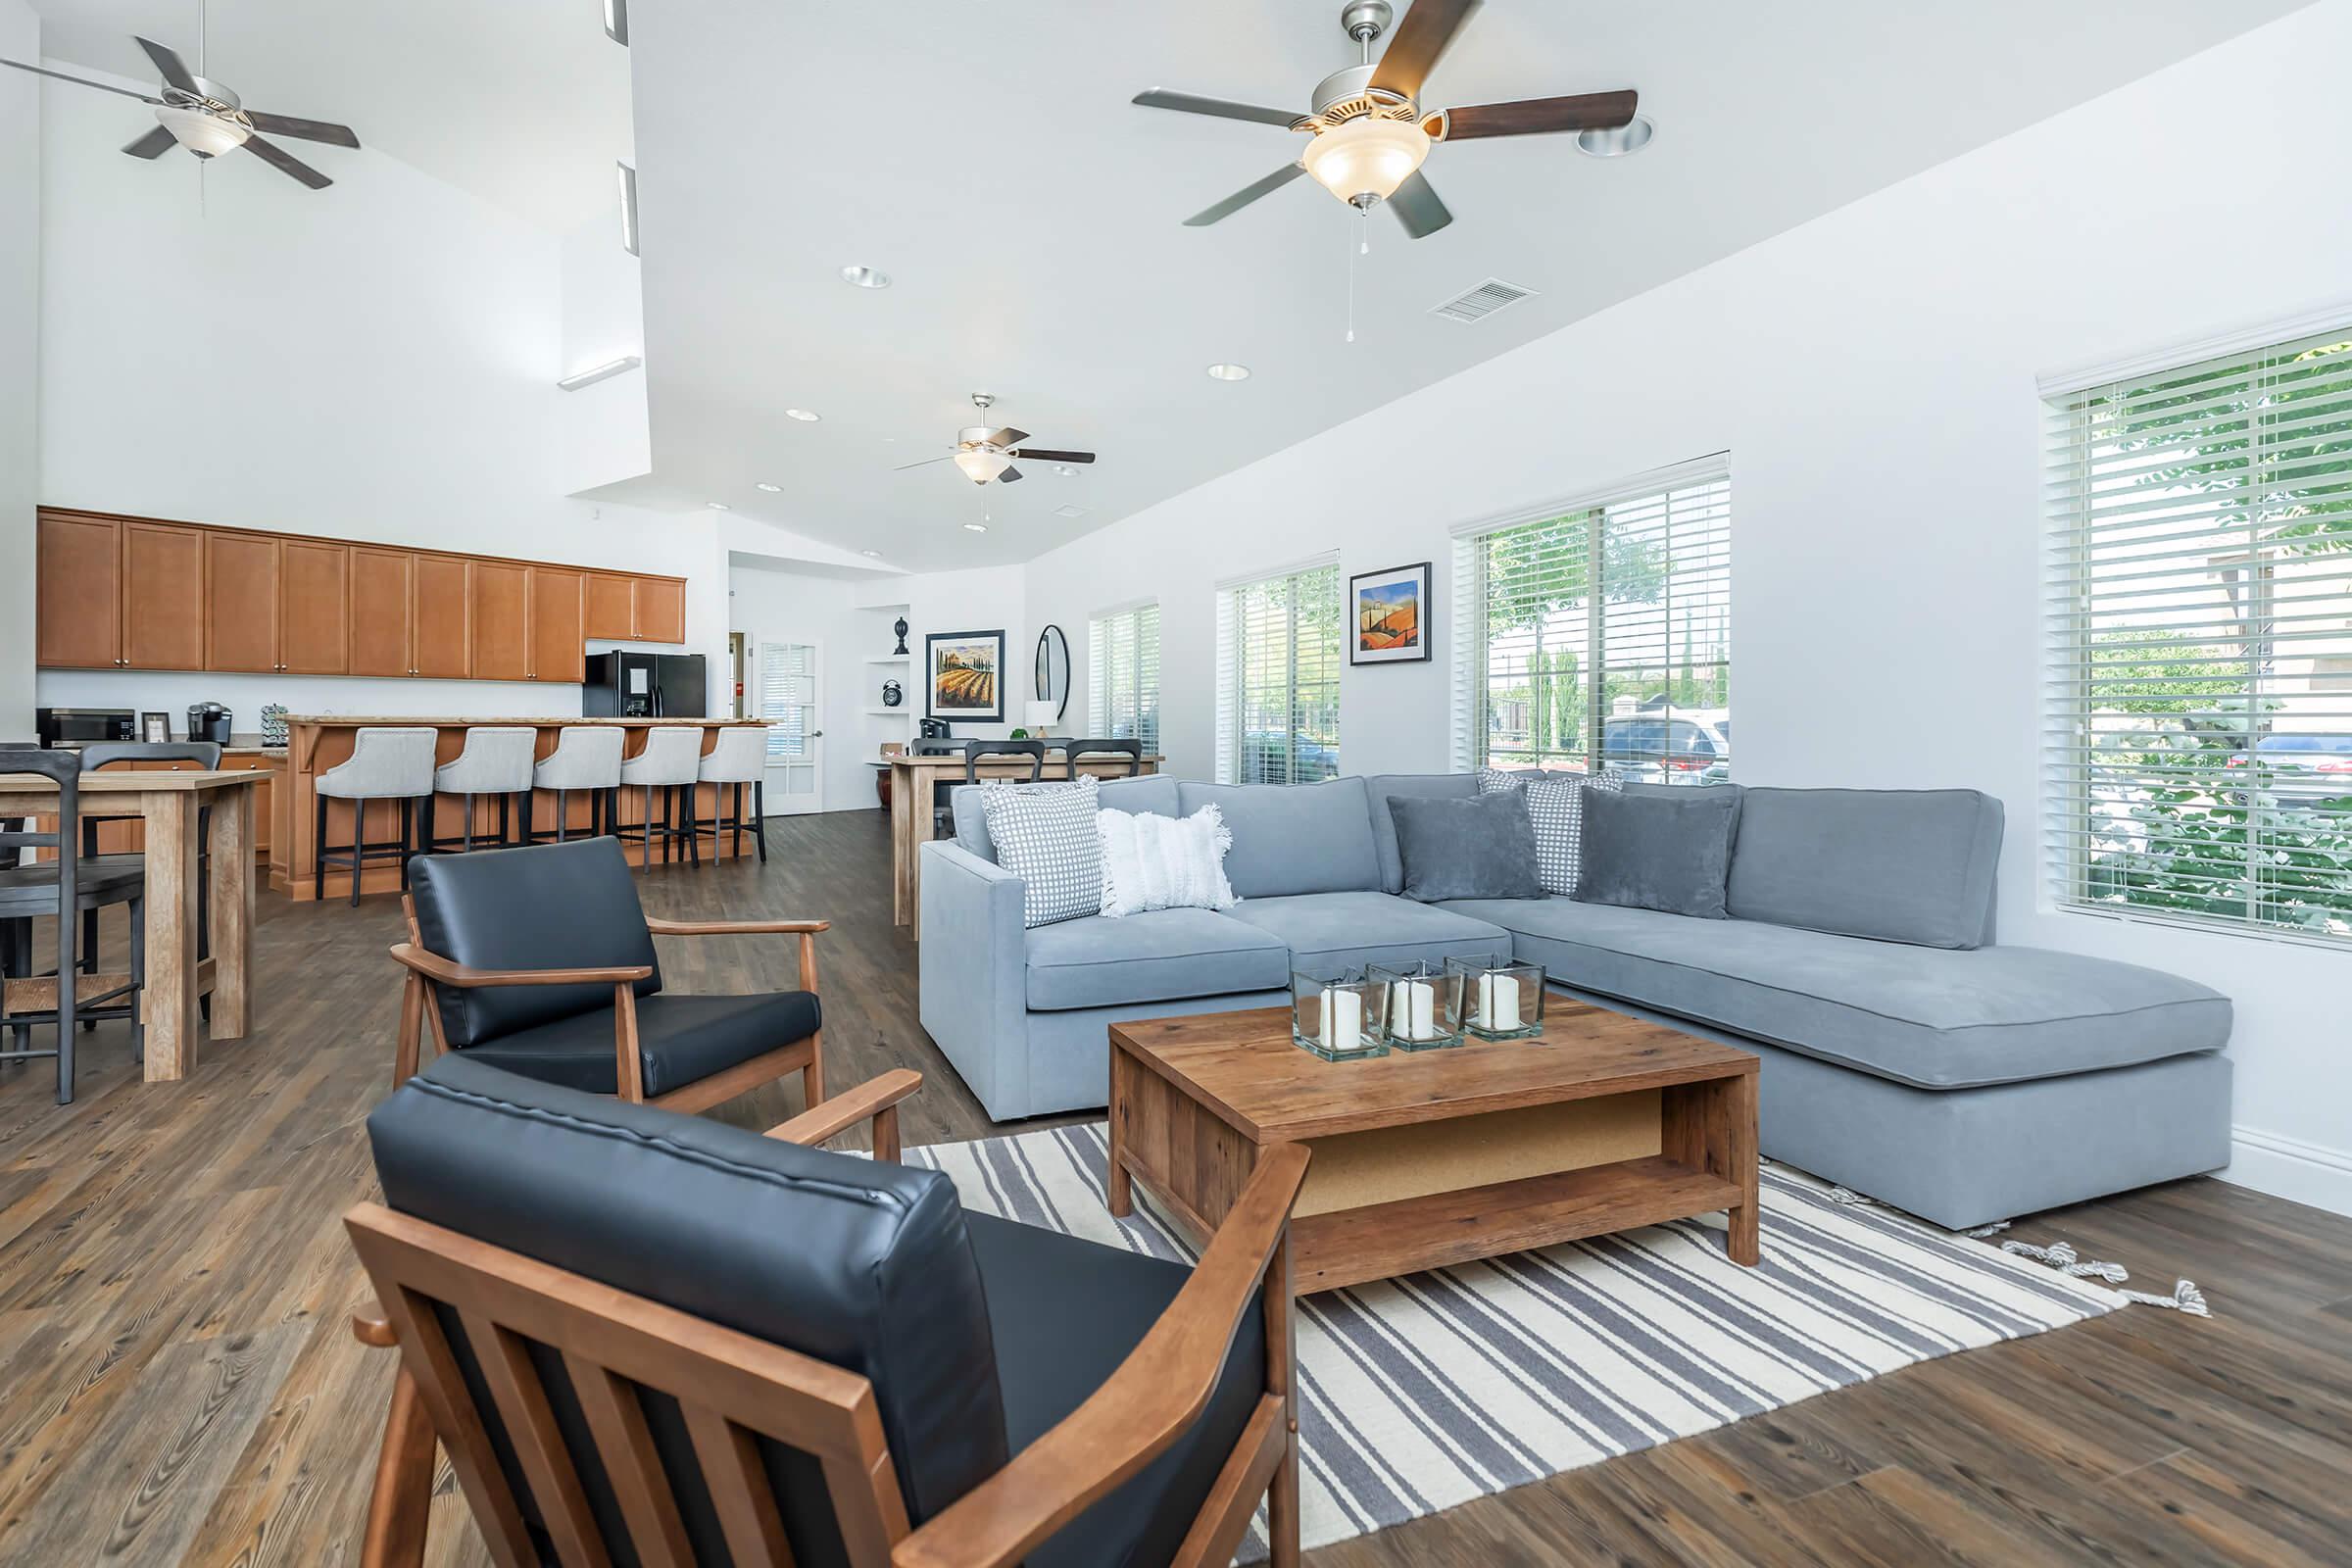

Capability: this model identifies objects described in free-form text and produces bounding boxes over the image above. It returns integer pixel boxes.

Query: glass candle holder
[1365,959,1463,1051]
[1444,957,1547,1041]
[1290,969,1391,1062]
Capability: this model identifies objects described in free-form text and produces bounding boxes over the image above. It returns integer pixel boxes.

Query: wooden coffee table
[1107,998,1759,1295]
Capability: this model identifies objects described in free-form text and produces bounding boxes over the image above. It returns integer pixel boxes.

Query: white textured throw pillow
[1473,766,1624,895]
[1098,805,1239,917]
[980,778,1102,928]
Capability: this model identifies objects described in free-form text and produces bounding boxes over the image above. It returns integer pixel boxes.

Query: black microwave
[35,708,136,748]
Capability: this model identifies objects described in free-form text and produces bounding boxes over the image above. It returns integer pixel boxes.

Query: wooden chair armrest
[893,1142,1311,1568]
[352,1301,398,1348]
[389,943,653,989]
[645,917,830,936]
[762,1069,921,1155]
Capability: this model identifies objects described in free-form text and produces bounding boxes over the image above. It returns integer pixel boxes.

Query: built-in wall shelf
[863,654,909,664]
[862,706,913,717]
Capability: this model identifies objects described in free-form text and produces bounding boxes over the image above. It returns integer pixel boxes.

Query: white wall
[0,1,37,741]
[728,561,878,811]
[554,215,651,497]
[858,564,1030,741]
[32,64,726,722]
[1026,2,2352,1212]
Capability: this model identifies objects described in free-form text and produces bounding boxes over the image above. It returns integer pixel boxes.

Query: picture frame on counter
[141,711,172,744]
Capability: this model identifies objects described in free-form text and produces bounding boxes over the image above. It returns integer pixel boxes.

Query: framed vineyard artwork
[926,628,1005,721]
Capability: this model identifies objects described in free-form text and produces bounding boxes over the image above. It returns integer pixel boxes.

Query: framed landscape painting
[926,628,1005,720]
[1349,561,1433,664]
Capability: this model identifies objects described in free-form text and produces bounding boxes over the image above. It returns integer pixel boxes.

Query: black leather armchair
[389,836,826,1113]
[349,1054,1305,1568]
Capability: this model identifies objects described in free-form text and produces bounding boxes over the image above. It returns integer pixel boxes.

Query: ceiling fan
[2,19,360,191]
[1135,0,1639,239]
[895,395,1097,487]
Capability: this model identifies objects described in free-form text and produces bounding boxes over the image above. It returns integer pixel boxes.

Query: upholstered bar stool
[695,726,770,864]
[614,726,705,869]
[315,727,438,906]
[523,725,625,844]
[424,727,538,855]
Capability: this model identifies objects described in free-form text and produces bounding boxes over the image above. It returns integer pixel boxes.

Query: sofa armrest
[917,841,1033,1118]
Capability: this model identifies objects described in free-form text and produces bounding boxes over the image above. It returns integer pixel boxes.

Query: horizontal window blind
[760,642,810,759]
[2044,325,2352,945]
[1087,603,1160,755]
[1451,466,1732,782]
[1216,563,1341,785]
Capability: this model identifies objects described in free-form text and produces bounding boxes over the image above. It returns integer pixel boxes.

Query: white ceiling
[617,0,2309,570]
[28,0,632,233]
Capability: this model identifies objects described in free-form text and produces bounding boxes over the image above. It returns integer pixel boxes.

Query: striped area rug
[907,1124,2120,1562]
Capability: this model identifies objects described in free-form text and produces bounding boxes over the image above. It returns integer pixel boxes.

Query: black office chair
[388,836,828,1113]
[938,738,1049,841]
[0,750,146,1102]
[1064,737,1145,777]
[349,1054,1307,1568]
[77,741,220,1029]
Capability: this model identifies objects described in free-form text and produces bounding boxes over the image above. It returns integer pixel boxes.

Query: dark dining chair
[387,835,828,1112]
[76,741,221,1028]
[1064,737,1145,777]
[347,1054,1307,1568]
[0,749,146,1102]
[934,739,1049,839]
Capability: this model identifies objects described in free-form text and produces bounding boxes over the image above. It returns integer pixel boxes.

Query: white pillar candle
[1389,978,1436,1041]
[1475,972,1523,1031]
[1322,985,1363,1054]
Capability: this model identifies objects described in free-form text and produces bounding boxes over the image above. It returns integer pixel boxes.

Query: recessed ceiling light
[840,265,892,289]
[1577,116,1654,158]
[755,481,781,492]
[707,501,730,511]
[962,521,988,533]
[784,408,820,422]
[1206,363,1250,381]
[1052,465,1077,477]
[1053,504,1088,519]
[859,548,881,557]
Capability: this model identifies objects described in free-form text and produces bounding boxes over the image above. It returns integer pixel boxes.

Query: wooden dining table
[0,769,259,1083]
[881,750,1163,938]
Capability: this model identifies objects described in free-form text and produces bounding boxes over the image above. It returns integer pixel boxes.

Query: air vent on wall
[1430,277,1537,324]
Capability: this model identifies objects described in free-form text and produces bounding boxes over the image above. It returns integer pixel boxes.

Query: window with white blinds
[1450,463,1732,782]
[1215,562,1342,785]
[760,641,811,759]
[2045,325,2352,945]
[1087,603,1160,754]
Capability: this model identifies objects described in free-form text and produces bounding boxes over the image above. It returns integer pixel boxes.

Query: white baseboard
[2219,1124,2352,1217]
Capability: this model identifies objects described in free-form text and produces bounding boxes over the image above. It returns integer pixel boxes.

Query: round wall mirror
[1035,623,1071,721]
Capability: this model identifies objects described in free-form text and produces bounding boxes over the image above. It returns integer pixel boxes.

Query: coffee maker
[187,703,233,746]
[915,716,954,754]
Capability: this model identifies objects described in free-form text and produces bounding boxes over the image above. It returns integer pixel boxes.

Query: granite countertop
[283,715,762,726]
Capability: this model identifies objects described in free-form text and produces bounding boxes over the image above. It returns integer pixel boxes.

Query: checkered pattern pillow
[1476,767,1529,795]
[980,777,1103,928]
[1524,770,1624,895]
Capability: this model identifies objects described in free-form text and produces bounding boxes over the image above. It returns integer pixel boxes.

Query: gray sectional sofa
[917,773,2233,1228]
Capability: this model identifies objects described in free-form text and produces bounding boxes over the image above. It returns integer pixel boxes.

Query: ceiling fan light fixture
[1577,115,1654,158]
[784,408,820,421]
[962,521,989,534]
[1206,362,1251,381]
[755,481,781,492]
[953,448,1012,484]
[1301,114,1429,207]
[154,104,250,159]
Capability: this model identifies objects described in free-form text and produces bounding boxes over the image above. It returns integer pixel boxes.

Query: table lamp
[1025,701,1058,739]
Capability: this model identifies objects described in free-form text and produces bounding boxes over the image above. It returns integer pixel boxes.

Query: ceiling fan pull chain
[1346,208,1360,344]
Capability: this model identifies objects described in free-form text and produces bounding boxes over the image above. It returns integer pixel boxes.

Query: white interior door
[758,637,824,814]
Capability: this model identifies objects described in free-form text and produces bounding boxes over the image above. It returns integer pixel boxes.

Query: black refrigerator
[583,652,709,717]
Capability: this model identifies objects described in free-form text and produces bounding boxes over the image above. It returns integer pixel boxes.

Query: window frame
[1086,600,1160,757]
[1214,558,1343,786]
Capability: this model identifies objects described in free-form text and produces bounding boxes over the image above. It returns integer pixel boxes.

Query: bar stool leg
[315,794,328,902]
[641,785,655,868]
[686,788,701,868]
[754,780,768,863]
[521,790,536,846]
[461,793,474,856]
[497,793,512,848]
[552,789,565,844]
[349,800,366,907]
[400,799,416,894]
[127,892,144,1065]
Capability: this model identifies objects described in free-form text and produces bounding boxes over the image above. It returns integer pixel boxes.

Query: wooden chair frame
[388,897,828,1113]
[348,1075,1307,1568]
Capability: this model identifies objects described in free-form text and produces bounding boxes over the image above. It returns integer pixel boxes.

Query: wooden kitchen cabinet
[634,576,686,643]
[412,555,471,679]
[35,512,122,669]
[279,540,351,674]
[122,521,206,670]
[584,572,636,640]
[469,562,530,681]
[528,566,586,683]
[349,546,415,677]
[583,570,687,644]
[204,530,283,673]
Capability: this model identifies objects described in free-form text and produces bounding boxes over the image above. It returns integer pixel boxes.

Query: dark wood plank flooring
[0,809,2344,1565]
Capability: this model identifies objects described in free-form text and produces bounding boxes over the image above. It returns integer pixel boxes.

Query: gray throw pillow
[1389,792,1544,903]
[1576,787,1740,918]
[979,778,1102,927]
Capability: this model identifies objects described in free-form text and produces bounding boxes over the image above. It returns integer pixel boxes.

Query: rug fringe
[2118,1278,2211,1317]
[1960,1220,2012,1239]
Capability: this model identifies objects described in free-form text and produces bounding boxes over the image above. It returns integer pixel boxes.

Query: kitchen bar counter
[276,717,767,901]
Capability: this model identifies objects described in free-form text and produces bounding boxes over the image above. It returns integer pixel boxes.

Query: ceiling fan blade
[983,426,1030,450]
[1,57,164,104]
[1440,90,1638,140]
[1368,0,1481,101]
[1387,171,1452,239]
[1007,449,1095,465]
[1132,89,1298,128]
[134,35,199,94]
[997,466,1024,485]
[245,110,361,149]
[122,124,176,159]
[241,132,332,189]
[893,454,956,471]
[1184,163,1306,227]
